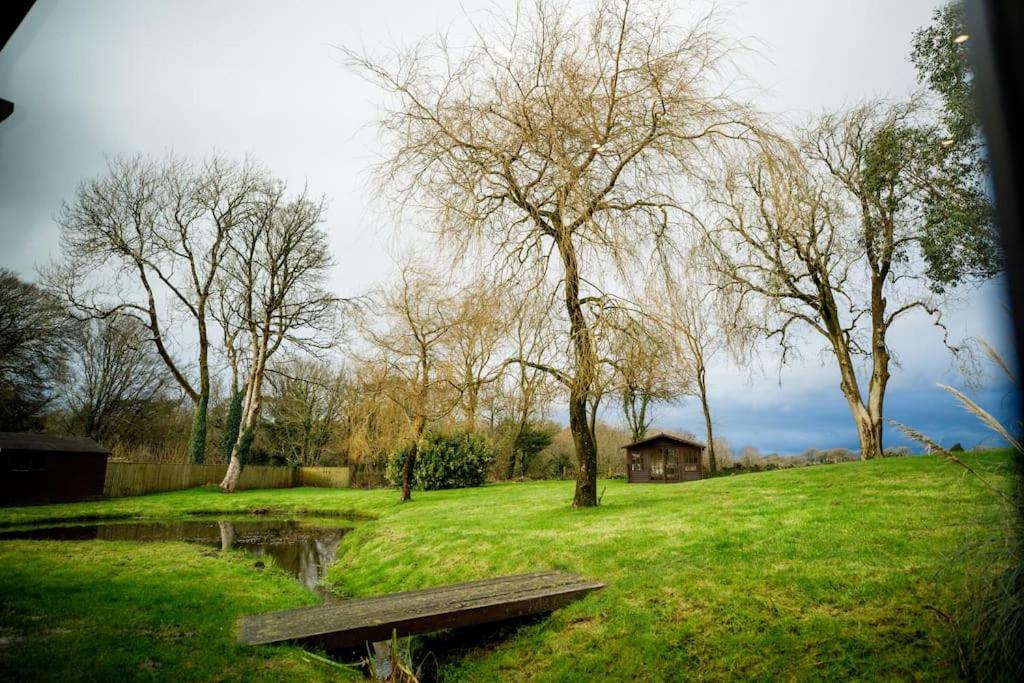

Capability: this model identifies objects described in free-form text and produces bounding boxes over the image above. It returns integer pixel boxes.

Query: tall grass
[895,340,1023,681]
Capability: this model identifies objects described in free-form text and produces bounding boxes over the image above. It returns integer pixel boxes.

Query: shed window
[9,453,44,472]
[683,451,699,472]
[629,453,643,471]
[650,457,664,477]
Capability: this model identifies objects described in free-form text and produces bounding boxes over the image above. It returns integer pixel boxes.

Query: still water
[0,519,350,599]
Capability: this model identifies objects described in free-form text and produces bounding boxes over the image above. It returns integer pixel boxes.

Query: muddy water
[0,519,350,599]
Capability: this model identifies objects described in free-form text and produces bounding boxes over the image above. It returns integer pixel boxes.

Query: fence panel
[297,466,351,488]
[102,463,350,498]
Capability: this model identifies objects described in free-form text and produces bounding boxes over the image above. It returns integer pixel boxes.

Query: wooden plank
[238,571,605,649]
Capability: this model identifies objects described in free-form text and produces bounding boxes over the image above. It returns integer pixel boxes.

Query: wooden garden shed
[0,432,110,506]
[623,432,704,483]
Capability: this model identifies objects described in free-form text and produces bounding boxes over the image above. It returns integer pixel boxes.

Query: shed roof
[0,432,110,455]
[621,431,705,450]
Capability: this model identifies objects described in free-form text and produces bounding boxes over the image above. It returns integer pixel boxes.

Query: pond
[0,519,350,600]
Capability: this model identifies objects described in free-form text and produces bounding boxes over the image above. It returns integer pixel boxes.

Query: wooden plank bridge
[238,570,605,650]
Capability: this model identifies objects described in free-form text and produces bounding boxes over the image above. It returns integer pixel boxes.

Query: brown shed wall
[1,450,108,506]
[625,436,703,484]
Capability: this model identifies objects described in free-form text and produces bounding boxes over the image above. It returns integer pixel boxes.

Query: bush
[387,430,496,491]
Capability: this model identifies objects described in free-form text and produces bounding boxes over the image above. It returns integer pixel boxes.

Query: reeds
[892,340,1023,681]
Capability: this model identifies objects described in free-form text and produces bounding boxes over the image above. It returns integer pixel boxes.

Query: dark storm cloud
[649,378,1020,456]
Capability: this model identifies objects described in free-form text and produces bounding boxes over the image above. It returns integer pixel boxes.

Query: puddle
[0,519,349,600]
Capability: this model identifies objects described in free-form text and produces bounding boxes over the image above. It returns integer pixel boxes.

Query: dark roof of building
[0,432,110,455]
[621,431,705,450]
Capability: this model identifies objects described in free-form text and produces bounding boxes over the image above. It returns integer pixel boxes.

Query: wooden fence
[295,466,351,489]
[103,463,350,498]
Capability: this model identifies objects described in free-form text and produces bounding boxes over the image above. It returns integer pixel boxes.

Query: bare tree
[702,100,962,460]
[357,265,461,501]
[220,185,336,491]
[345,359,420,484]
[610,312,691,442]
[501,294,560,478]
[655,271,744,474]
[63,316,172,443]
[263,357,348,467]
[0,269,74,430]
[211,271,249,461]
[444,281,509,432]
[346,0,749,505]
[738,445,763,469]
[677,296,721,473]
[51,155,265,463]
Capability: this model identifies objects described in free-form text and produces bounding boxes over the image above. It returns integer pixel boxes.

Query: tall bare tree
[346,0,748,505]
[610,311,690,442]
[220,186,336,491]
[52,155,264,463]
[445,281,509,432]
[702,100,966,460]
[345,360,419,478]
[0,269,74,430]
[357,265,460,501]
[501,293,560,478]
[654,272,742,474]
[63,316,172,443]
[263,357,348,467]
[212,271,249,461]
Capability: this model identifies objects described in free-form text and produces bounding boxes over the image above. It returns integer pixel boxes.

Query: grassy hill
[0,452,1012,681]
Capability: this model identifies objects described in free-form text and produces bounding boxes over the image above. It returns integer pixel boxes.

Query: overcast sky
[0,0,1018,454]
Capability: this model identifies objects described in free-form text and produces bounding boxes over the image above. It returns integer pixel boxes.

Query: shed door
[650,448,679,482]
[664,449,679,481]
[649,451,664,481]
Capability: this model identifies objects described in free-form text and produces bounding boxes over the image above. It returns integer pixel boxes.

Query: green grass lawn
[0,453,1012,681]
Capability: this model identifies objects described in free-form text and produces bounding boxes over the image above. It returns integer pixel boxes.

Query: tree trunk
[221,332,269,492]
[221,448,244,492]
[222,390,244,462]
[865,273,891,459]
[832,336,884,461]
[587,393,600,446]
[696,365,716,475]
[817,282,888,461]
[505,443,518,480]
[506,408,528,479]
[570,389,598,507]
[557,233,599,508]
[464,380,478,433]
[222,385,254,491]
[849,401,884,460]
[401,415,427,502]
[186,393,209,464]
[636,394,649,442]
[623,390,649,443]
[222,392,260,492]
[187,324,211,464]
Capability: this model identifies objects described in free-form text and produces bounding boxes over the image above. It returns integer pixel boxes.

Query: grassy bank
[0,452,1012,681]
[0,540,352,681]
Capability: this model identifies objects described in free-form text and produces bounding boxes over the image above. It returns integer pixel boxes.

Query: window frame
[683,450,699,472]
[629,452,643,472]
